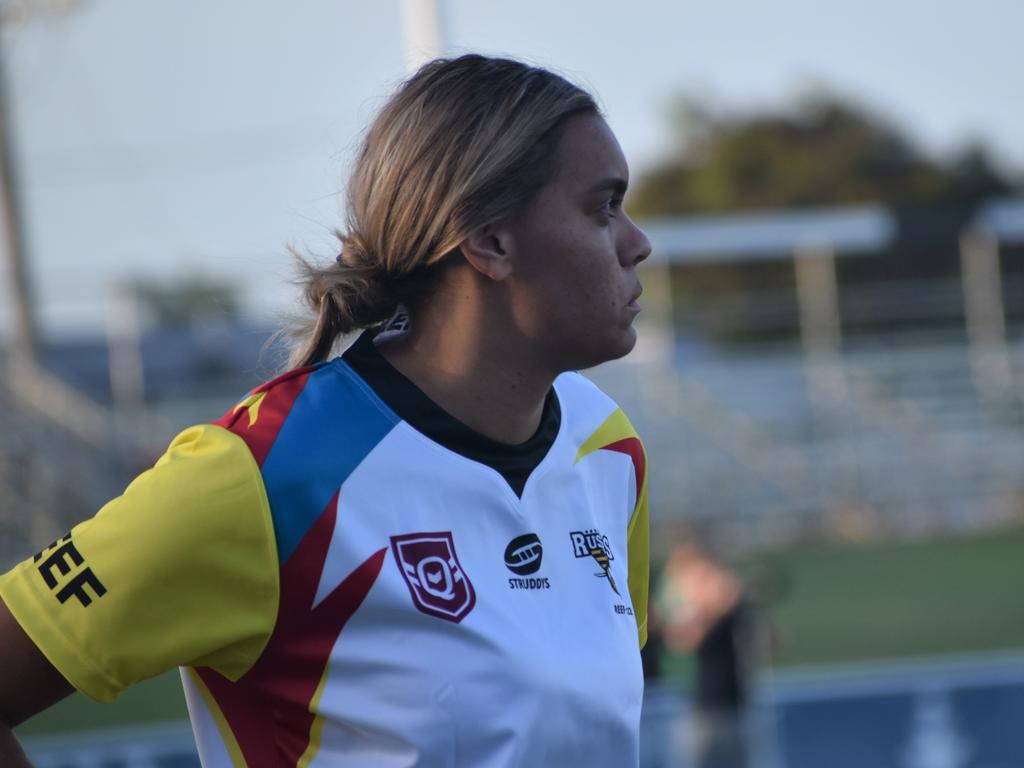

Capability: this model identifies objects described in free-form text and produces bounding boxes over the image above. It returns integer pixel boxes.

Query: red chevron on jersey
[214,365,320,466]
[196,489,386,767]
[575,408,647,511]
[600,437,645,506]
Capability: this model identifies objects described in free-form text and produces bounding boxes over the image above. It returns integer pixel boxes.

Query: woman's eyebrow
[585,177,628,196]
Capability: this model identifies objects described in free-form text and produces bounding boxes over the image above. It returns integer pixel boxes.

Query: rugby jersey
[0,331,650,767]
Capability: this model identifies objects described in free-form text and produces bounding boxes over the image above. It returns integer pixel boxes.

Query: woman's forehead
[551,115,629,190]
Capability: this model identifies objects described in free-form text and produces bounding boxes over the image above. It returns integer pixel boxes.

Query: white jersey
[1,330,650,767]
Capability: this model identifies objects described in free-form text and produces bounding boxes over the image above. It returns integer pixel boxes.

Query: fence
[22,652,1024,768]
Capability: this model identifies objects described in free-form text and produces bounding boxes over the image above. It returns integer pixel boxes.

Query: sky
[3,0,1022,336]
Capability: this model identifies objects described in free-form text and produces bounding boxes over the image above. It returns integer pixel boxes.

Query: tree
[629,91,1015,217]
[131,274,240,328]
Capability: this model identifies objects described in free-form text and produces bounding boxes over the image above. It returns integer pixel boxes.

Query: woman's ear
[458,223,513,282]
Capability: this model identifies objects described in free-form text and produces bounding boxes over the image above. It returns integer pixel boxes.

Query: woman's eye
[600,198,623,218]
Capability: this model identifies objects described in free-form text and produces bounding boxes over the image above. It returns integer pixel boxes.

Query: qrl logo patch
[390,532,476,623]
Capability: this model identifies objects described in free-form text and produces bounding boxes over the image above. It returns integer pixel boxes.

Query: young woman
[0,54,652,767]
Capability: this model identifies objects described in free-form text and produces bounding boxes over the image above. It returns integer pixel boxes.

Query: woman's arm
[0,598,74,767]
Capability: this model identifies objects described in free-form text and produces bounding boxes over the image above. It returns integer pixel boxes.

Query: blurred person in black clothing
[639,580,675,768]
[641,575,666,681]
[660,540,753,768]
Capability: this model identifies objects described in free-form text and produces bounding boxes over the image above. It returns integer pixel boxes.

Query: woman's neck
[374,297,554,446]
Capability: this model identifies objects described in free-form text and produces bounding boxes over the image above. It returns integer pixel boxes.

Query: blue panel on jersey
[261,360,400,564]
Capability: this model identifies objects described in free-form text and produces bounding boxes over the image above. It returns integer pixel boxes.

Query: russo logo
[569,528,620,596]
[390,532,476,623]
[504,533,543,575]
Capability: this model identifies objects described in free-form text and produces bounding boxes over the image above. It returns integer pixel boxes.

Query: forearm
[0,598,75,766]
[0,724,32,767]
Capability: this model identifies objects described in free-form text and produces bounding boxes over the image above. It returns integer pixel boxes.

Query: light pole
[0,0,87,361]
[0,11,38,362]
[400,0,445,74]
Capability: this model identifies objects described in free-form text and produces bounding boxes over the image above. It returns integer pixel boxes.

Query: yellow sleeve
[627,450,650,650]
[0,425,279,703]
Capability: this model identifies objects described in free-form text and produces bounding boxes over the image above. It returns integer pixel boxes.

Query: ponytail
[286,237,400,368]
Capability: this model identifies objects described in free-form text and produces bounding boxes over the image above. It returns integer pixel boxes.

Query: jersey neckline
[338,329,561,497]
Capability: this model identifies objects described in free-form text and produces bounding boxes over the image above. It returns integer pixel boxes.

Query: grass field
[739,524,1024,667]
[16,669,187,737]
[17,524,1024,737]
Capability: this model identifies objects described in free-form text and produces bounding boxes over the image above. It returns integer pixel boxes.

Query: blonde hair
[289,54,598,368]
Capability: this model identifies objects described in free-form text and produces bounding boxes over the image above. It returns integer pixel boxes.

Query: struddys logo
[570,529,620,596]
[504,533,543,575]
[504,533,550,591]
[391,532,476,623]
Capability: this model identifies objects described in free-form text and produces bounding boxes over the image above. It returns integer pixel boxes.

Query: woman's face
[504,114,652,373]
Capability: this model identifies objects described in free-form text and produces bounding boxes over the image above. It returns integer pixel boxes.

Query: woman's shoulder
[212,359,401,468]
[553,370,622,418]
[202,359,405,563]
[553,370,644,449]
